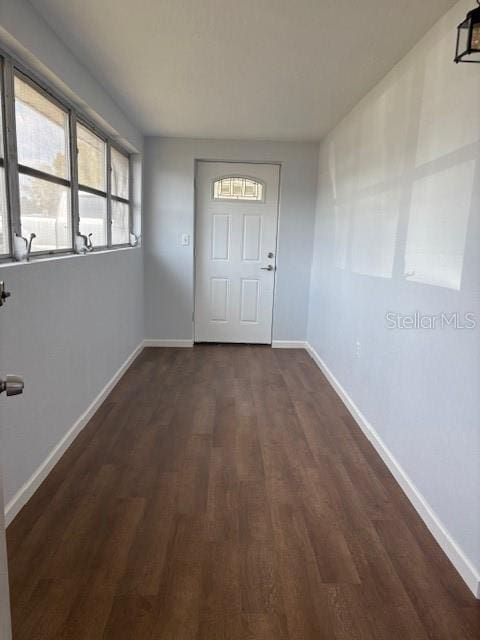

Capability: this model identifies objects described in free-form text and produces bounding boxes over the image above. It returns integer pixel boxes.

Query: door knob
[0,375,24,396]
[261,265,274,271]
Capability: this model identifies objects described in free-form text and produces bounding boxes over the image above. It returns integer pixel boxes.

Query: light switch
[181,233,190,246]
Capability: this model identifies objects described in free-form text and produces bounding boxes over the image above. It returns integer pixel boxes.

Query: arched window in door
[213,176,265,202]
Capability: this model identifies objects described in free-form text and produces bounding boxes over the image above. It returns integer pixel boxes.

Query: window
[213,177,264,202]
[0,61,9,256]
[0,50,134,262]
[111,147,130,245]
[15,74,72,252]
[77,123,107,247]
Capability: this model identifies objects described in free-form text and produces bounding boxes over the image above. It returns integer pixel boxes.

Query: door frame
[0,433,12,640]
[193,159,282,345]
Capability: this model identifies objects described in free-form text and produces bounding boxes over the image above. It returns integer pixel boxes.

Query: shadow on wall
[145,253,194,338]
[324,22,479,293]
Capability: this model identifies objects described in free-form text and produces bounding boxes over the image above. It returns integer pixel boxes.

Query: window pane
[79,190,107,247]
[111,200,129,245]
[19,174,71,251]
[0,168,9,255]
[111,147,129,199]
[15,76,70,179]
[77,123,105,191]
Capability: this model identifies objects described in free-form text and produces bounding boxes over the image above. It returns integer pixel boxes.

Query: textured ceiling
[29,0,457,140]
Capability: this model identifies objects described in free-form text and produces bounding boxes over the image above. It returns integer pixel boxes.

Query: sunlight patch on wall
[416,29,480,168]
[350,189,400,279]
[405,160,475,290]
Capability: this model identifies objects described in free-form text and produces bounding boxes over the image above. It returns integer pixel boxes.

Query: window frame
[110,142,131,247]
[76,117,109,250]
[0,58,12,258]
[0,47,133,263]
[14,68,74,257]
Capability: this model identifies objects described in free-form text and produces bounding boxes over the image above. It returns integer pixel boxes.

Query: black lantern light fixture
[455,1,480,62]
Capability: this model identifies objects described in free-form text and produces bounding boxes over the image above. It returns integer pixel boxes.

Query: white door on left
[0,281,24,640]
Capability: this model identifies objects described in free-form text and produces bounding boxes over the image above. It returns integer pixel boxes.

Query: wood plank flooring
[6,345,480,639]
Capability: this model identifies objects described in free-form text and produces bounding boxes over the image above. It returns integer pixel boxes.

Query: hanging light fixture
[455,1,480,62]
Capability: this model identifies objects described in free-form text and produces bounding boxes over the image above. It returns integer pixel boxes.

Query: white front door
[195,162,280,344]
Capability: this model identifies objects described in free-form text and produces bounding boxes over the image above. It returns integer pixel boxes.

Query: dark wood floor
[6,346,480,639]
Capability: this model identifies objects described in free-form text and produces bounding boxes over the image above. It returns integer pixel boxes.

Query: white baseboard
[305,342,480,599]
[272,340,307,349]
[4,341,145,526]
[143,339,194,348]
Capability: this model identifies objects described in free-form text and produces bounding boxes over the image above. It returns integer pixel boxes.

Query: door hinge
[0,281,11,307]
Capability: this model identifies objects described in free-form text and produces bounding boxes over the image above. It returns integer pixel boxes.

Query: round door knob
[0,374,24,396]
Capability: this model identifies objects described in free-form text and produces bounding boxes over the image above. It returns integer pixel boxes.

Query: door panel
[210,278,229,322]
[240,279,259,322]
[242,215,261,261]
[195,162,279,343]
[211,214,230,261]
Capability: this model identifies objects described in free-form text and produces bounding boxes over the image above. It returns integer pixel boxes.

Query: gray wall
[0,250,144,506]
[307,0,480,579]
[0,0,142,151]
[143,138,318,341]
[0,0,144,509]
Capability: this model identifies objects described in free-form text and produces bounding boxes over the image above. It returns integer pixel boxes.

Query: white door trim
[193,160,282,344]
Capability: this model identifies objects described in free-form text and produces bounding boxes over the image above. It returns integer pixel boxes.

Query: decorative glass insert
[213,177,264,202]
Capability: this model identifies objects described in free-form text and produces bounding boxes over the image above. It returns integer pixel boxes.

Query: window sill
[0,244,141,269]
